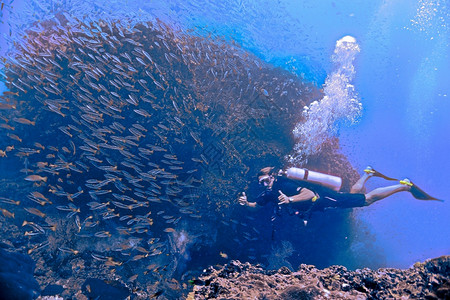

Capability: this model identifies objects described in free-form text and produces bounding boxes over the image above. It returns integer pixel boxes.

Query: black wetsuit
[254,176,366,215]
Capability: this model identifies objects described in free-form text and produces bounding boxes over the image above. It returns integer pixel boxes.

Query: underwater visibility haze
[0,0,449,298]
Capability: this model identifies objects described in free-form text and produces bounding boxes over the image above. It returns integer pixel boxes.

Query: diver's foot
[400,178,443,201]
[399,178,413,191]
[364,166,398,181]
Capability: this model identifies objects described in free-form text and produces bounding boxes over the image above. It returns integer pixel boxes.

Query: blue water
[1,0,449,273]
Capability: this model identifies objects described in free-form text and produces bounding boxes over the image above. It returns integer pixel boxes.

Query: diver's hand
[238,192,248,206]
[278,190,290,205]
[278,169,287,176]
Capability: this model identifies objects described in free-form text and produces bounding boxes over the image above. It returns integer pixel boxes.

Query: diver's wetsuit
[255,176,366,213]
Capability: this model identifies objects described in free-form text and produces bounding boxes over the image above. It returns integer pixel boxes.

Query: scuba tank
[284,167,342,191]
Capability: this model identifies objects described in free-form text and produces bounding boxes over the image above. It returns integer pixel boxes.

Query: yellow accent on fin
[400,180,413,186]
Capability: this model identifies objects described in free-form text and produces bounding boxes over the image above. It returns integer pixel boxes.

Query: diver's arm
[278,188,316,205]
[238,192,260,209]
[245,201,259,209]
[291,188,316,203]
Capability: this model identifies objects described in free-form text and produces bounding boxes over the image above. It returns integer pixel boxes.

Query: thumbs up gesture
[238,192,248,206]
[278,190,290,205]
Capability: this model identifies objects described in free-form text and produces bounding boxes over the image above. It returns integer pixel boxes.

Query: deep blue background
[1,0,449,269]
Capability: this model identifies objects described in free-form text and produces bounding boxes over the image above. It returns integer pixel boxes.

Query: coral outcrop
[191,256,450,299]
[0,246,40,300]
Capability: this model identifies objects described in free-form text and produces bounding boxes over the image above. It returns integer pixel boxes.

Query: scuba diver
[238,166,442,225]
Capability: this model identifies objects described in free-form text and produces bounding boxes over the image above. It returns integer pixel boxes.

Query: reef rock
[0,247,40,300]
[191,256,450,299]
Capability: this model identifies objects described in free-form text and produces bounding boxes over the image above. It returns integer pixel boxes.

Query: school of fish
[0,12,317,296]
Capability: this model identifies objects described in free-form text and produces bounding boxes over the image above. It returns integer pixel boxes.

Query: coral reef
[0,246,40,300]
[192,256,450,299]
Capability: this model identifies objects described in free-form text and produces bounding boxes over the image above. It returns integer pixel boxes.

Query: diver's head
[257,167,275,189]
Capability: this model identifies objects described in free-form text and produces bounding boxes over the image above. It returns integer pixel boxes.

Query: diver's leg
[350,172,371,193]
[364,184,411,206]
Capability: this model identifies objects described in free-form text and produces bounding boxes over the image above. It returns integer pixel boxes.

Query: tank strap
[303,169,309,180]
